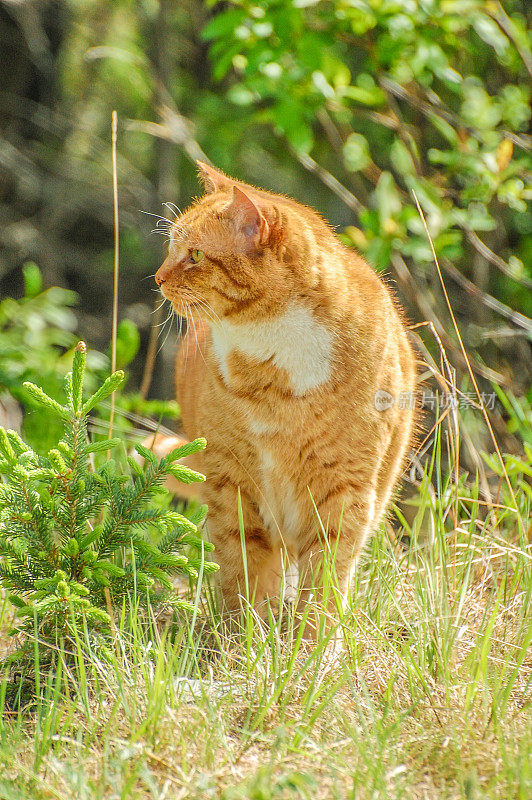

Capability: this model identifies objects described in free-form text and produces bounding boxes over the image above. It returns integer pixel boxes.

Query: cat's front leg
[204,485,283,617]
[211,525,283,618]
[296,488,377,639]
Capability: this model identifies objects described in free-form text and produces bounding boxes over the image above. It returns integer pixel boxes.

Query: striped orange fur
[153,162,417,623]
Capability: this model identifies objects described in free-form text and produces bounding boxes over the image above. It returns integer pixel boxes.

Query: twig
[441,256,532,333]
[290,148,365,215]
[392,253,505,384]
[491,1,532,79]
[380,76,531,151]
[466,230,532,291]
[106,110,121,647]
[109,110,120,442]
[125,111,211,165]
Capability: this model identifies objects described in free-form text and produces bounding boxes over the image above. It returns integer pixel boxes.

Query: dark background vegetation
[1,0,531,454]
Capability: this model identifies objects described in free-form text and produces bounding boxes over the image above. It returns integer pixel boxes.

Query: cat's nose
[155,257,175,286]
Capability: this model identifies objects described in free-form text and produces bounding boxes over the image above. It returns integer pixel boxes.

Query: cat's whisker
[175,300,191,375]
[154,307,177,361]
[152,297,167,314]
[183,289,228,340]
[154,226,173,238]
[190,294,221,322]
[189,312,214,386]
[184,290,223,327]
[150,229,172,238]
[190,313,198,354]
[153,308,175,329]
[185,298,217,327]
[170,231,187,247]
[175,301,185,333]
[180,297,208,325]
[140,210,176,226]
[156,310,176,356]
[163,201,181,218]
[176,311,184,341]
[144,210,173,222]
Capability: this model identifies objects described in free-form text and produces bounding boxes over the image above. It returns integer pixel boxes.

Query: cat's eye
[189,249,204,264]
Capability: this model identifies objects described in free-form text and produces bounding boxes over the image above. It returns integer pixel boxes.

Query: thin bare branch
[466,230,532,291]
[290,149,365,215]
[108,110,120,443]
[441,257,532,333]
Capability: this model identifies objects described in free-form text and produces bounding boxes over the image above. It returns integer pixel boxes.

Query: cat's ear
[196,161,233,194]
[226,186,270,247]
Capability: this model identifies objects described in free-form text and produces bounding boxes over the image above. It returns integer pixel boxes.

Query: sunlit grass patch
[0,442,529,799]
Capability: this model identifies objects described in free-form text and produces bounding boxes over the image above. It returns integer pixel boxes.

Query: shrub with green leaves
[203,0,531,284]
[0,341,217,644]
[0,263,180,451]
[0,262,83,452]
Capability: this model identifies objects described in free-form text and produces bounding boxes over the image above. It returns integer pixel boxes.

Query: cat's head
[154,162,321,321]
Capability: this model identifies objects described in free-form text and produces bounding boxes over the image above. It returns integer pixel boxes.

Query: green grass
[0,436,530,800]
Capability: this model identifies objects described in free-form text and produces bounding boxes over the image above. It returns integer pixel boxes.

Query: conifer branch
[0,341,215,662]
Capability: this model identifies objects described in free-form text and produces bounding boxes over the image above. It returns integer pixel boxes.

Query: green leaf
[48,449,67,473]
[473,16,509,56]
[85,438,121,454]
[94,561,126,578]
[201,8,247,41]
[112,319,140,369]
[71,341,87,414]
[168,465,206,485]
[180,534,214,552]
[135,443,157,466]
[166,437,207,462]
[128,456,144,477]
[22,262,43,298]
[375,172,402,226]
[92,570,110,587]
[273,99,314,154]
[8,594,26,609]
[165,511,197,533]
[0,428,15,461]
[82,370,126,415]
[343,133,371,172]
[22,383,71,420]
[187,504,208,526]
[342,84,386,106]
[390,139,416,177]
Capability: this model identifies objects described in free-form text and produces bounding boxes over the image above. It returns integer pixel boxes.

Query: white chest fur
[209,303,333,396]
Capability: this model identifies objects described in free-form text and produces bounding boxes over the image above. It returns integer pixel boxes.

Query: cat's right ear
[196,161,233,194]
[226,186,270,249]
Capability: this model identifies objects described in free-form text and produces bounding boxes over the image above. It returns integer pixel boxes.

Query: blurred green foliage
[202,0,531,300]
[0,264,177,454]
[0,263,104,451]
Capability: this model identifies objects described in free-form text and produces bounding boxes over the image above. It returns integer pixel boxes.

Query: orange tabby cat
[152,162,416,622]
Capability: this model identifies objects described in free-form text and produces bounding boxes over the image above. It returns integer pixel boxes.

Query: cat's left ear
[196,161,233,194]
[227,186,270,248]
